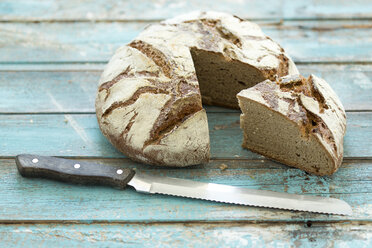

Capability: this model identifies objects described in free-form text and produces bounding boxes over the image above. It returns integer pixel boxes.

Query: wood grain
[0,158,371,222]
[1,64,372,113]
[1,21,372,63]
[0,112,370,158]
[1,222,371,247]
[1,0,372,21]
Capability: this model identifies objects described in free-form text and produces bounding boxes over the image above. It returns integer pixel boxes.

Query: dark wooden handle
[15,154,135,189]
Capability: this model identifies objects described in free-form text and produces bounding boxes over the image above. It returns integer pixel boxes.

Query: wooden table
[1,1,372,247]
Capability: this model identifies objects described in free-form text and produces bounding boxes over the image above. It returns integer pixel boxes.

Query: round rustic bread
[95,11,299,166]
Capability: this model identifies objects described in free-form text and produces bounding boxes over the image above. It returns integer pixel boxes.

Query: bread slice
[237,74,346,176]
[95,11,298,167]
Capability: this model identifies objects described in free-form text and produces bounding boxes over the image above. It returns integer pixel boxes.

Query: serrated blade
[128,172,352,215]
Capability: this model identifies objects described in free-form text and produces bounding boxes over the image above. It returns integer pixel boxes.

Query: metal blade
[128,172,352,215]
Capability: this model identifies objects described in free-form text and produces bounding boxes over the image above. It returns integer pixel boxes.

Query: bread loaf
[237,74,346,176]
[95,11,298,166]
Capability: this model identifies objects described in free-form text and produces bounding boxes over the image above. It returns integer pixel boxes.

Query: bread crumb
[219,163,228,171]
[214,121,240,130]
[214,124,228,130]
[29,119,33,123]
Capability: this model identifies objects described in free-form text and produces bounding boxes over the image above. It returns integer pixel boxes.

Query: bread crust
[96,11,299,166]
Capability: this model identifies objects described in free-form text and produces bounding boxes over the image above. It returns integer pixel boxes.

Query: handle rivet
[74,163,80,169]
[116,169,123,175]
[32,158,38,163]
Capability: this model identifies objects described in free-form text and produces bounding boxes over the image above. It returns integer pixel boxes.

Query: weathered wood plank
[0,70,101,113]
[0,22,142,63]
[0,21,372,63]
[0,158,371,222]
[1,0,372,21]
[1,64,372,113]
[0,63,104,71]
[1,222,371,248]
[0,112,370,158]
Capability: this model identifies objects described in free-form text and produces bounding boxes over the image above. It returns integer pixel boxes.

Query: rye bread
[95,11,298,166]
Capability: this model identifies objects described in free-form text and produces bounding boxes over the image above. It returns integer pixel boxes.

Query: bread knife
[15,154,352,215]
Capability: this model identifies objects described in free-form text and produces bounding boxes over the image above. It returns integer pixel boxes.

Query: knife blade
[15,154,353,215]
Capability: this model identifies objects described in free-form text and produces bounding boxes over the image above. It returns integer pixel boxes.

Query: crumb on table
[219,163,228,171]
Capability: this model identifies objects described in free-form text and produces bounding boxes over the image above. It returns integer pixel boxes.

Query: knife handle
[15,154,135,189]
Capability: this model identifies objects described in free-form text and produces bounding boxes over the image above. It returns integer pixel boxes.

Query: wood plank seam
[3,61,372,65]
[0,220,370,225]
[1,110,371,115]
[1,17,372,23]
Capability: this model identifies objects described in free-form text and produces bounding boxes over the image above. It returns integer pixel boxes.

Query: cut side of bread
[190,48,267,109]
[237,74,346,176]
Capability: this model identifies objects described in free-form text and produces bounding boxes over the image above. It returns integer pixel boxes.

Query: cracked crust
[237,74,346,175]
[96,11,299,166]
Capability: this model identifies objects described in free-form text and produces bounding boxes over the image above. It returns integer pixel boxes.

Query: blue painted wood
[0,113,370,158]
[0,63,104,71]
[1,222,371,247]
[0,159,370,222]
[1,64,372,113]
[0,1,371,246]
[0,70,101,113]
[1,0,372,21]
[0,21,372,63]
